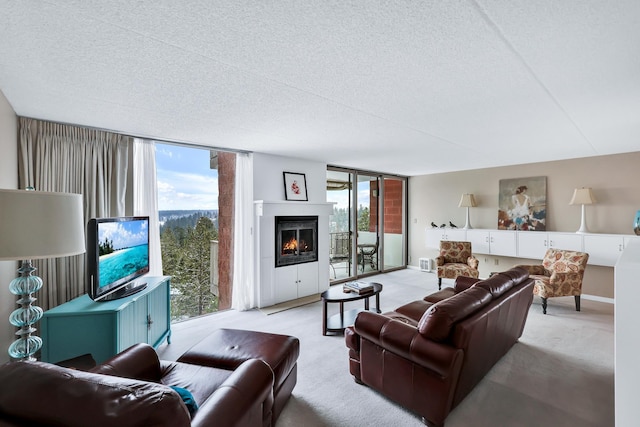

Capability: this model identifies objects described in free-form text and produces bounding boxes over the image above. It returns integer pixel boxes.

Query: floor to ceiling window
[327,167,407,284]
[155,143,220,322]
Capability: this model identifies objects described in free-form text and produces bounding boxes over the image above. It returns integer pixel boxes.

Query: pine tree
[161,216,219,321]
[358,205,370,231]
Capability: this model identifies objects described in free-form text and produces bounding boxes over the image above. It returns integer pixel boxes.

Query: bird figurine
[431,222,438,228]
[440,223,446,228]
[449,221,458,228]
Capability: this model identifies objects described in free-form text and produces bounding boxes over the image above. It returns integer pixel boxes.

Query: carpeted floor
[157,269,614,427]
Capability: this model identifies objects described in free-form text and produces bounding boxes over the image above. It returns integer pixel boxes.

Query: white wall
[252,153,332,306]
[253,153,328,203]
[408,152,640,299]
[0,90,18,363]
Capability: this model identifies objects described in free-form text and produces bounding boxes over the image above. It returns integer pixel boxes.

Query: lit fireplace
[275,216,318,267]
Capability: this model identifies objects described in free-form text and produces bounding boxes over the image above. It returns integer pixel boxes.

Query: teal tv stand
[41,276,171,364]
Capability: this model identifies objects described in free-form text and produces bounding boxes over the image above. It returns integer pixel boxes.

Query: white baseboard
[582,294,614,305]
[408,265,434,273]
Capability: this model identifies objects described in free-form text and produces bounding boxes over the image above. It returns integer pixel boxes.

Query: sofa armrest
[454,276,482,292]
[90,343,162,382]
[0,360,191,427]
[435,256,445,266]
[354,311,462,378]
[191,359,274,427]
[345,325,359,352]
[515,264,547,276]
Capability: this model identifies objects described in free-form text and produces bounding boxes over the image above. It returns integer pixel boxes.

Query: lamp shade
[458,193,477,208]
[0,189,85,260]
[569,188,596,205]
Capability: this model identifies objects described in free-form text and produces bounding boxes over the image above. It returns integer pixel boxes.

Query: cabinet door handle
[147,314,153,330]
[549,240,554,247]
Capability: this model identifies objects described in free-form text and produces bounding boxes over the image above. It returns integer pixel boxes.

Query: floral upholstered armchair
[515,248,589,314]
[436,241,479,290]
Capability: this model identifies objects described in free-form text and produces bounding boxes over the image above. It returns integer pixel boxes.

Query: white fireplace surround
[254,200,334,307]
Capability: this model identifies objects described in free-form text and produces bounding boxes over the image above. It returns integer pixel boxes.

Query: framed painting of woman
[498,176,546,231]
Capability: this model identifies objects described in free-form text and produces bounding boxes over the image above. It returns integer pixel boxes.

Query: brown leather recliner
[0,343,274,427]
[345,267,534,427]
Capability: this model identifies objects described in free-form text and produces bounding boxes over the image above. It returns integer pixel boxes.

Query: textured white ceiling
[1,0,639,176]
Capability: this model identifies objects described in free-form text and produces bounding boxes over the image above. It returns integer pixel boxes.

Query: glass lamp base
[8,260,44,361]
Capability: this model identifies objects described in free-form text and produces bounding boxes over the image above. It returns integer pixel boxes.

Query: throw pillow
[170,386,199,417]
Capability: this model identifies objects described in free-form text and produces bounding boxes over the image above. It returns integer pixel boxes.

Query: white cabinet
[549,233,584,251]
[515,232,547,259]
[425,228,467,248]
[466,229,516,257]
[424,227,638,267]
[466,229,490,254]
[274,262,319,304]
[488,230,518,257]
[517,232,582,260]
[584,234,632,267]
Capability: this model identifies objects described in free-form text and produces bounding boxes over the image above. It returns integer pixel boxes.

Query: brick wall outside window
[217,152,235,310]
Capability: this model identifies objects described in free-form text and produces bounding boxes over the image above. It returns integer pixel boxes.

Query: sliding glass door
[328,167,407,284]
[356,173,380,275]
[327,170,355,281]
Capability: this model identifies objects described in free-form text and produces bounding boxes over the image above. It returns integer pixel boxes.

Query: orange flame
[282,237,298,253]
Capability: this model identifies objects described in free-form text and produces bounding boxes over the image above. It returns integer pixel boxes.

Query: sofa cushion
[454,276,482,293]
[417,286,492,342]
[473,267,529,298]
[473,276,513,298]
[497,266,529,284]
[160,360,234,412]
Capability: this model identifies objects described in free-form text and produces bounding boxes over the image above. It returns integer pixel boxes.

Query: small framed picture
[283,172,308,201]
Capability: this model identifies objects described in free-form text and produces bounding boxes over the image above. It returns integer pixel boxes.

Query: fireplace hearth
[275,216,318,267]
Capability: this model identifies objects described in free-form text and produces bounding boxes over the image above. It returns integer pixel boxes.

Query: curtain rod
[20,115,252,155]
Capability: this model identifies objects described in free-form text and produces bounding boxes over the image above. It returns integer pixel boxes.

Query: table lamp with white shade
[0,189,85,361]
[569,187,596,234]
[458,193,477,229]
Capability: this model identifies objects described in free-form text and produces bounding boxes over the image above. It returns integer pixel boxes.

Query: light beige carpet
[159,269,614,427]
[259,294,321,315]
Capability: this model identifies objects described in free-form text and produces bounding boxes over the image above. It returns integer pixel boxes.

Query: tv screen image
[87,216,150,301]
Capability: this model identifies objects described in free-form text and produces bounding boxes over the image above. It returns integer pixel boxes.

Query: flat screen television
[86,216,150,302]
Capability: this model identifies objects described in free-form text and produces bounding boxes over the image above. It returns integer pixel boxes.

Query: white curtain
[231,152,255,311]
[132,139,163,276]
[18,117,131,309]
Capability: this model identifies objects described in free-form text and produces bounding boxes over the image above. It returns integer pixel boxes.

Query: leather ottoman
[178,328,300,424]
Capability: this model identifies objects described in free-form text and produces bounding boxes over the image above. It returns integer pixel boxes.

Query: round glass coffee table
[321,282,383,335]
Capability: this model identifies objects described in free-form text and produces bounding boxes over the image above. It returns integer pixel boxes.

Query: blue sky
[99,219,148,250]
[155,143,219,211]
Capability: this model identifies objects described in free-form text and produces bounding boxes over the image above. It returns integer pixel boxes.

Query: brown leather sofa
[345,267,534,427]
[0,333,294,427]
